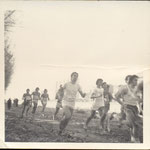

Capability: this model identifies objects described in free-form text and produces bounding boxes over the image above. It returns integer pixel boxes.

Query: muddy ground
[5,104,131,142]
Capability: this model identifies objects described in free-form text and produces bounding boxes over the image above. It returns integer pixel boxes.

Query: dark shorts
[104,103,110,113]
[56,101,63,108]
[24,100,32,107]
[124,105,143,138]
[120,105,126,120]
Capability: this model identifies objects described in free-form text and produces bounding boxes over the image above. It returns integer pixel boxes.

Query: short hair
[125,75,132,81]
[96,78,103,85]
[71,72,78,77]
[36,87,39,90]
[26,89,30,91]
[44,89,47,92]
[102,82,107,86]
[128,75,139,84]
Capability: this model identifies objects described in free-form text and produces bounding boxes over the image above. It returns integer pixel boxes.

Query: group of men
[55,72,143,143]
[21,87,50,118]
[6,98,19,110]
[7,72,143,143]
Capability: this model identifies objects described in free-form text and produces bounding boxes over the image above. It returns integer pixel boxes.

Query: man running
[84,79,105,132]
[32,87,41,115]
[102,82,114,132]
[41,89,50,113]
[21,89,32,118]
[103,82,113,114]
[59,72,86,135]
[115,75,143,143]
[119,75,132,126]
[53,85,64,120]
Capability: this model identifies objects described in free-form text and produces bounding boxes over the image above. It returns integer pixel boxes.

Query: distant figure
[32,87,41,114]
[13,98,19,107]
[53,84,64,120]
[7,98,12,110]
[41,89,50,113]
[16,98,19,107]
[13,99,15,107]
[21,89,32,118]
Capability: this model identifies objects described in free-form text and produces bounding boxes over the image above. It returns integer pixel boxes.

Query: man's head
[36,87,40,92]
[96,78,103,86]
[102,82,107,89]
[125,75,132,84]
[26,89,30,93]
[44,89,47,93]
[128,75,139,86]
[71,72,78,83]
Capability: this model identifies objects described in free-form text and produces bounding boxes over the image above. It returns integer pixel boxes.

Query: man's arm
[38,93,41,100]
[48,94,50,100]
[78,87,86,98]
[22,94,25,100]
[115,87,125,106]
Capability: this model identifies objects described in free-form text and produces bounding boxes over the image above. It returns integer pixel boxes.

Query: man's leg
[43,104,46,112]
[125,106,140,142]
[26,101,32,116]
[59,106,73,133]
[54,102,62,120]
[21,102,26,118]
[85,110,96,128]
[54,107,60,118]
[42,102,46,112]
[99,107,106,129]
[32,101,38,114]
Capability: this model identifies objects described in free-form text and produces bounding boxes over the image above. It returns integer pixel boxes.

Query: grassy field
[5,104,131,143]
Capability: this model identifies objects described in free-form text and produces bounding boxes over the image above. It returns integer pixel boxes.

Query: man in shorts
[21,89,32,118]
[41,89,50,113]
[32,87,41,114]
[53,85,64,120]
[102,82,114,132]
[115,75,143,143]
[118,75,132,126]
[84,79,105,131]
[59,72,86,135]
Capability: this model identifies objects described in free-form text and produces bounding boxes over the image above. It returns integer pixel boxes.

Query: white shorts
[91,103,104,111]
[33,99,38,104]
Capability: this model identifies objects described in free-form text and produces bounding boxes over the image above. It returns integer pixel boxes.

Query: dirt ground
[5,104,132,143]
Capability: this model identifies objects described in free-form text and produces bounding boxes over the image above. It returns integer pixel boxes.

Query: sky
[5,2,150,100]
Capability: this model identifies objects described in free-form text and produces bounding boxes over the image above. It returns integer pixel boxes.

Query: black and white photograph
[1,1,150,149]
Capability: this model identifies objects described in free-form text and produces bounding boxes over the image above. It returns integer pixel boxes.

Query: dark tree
[4,10,15,90]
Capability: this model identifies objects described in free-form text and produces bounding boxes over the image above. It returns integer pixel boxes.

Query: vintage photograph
[2,2,149,146]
